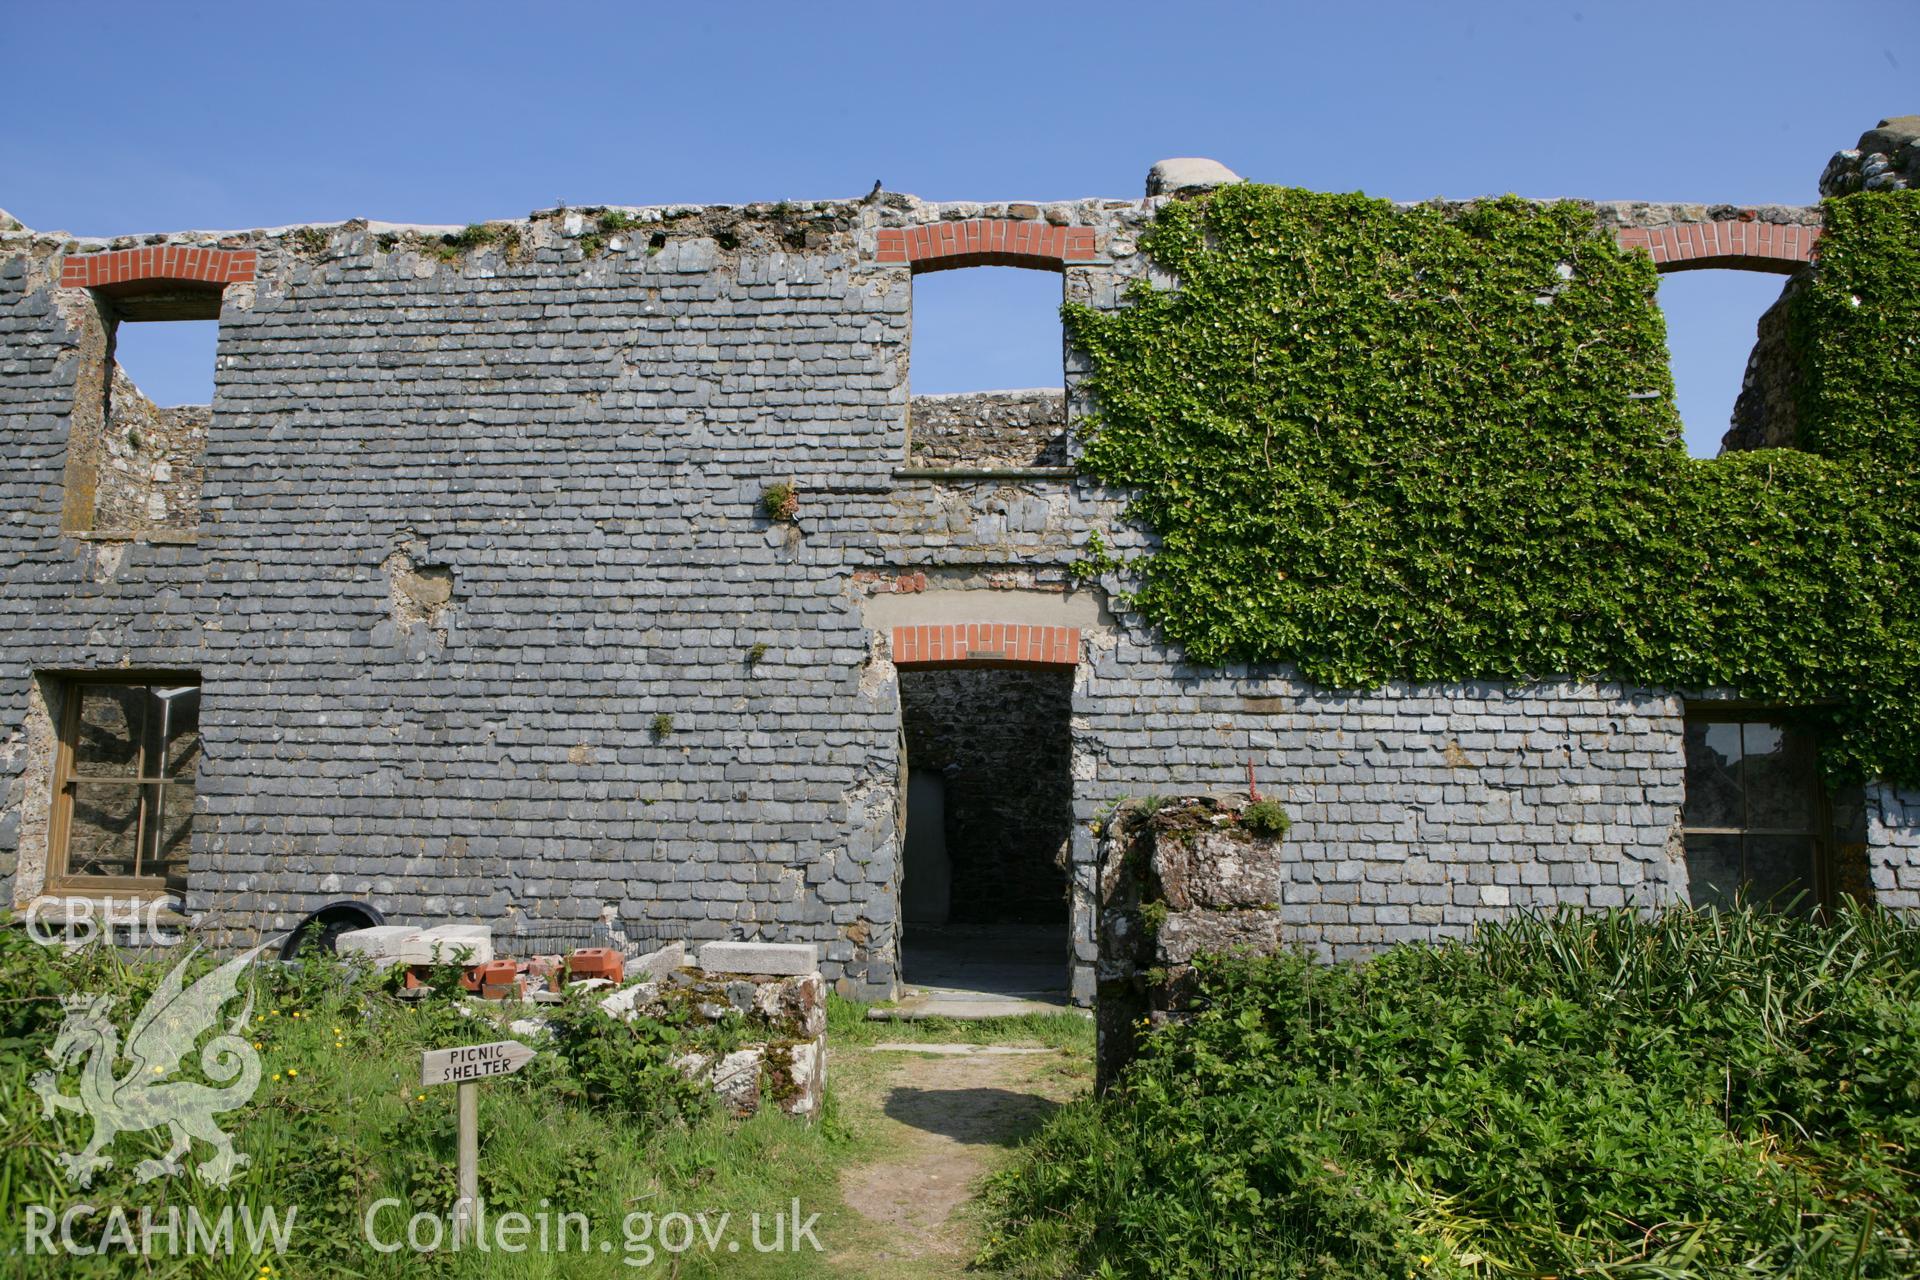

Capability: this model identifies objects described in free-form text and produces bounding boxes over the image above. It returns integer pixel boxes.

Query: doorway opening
[898,666,1074,1011]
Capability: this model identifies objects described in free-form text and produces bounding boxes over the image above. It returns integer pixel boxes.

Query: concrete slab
[335,923,495,965]
[335,925,417,963]
[697,941,817,976]
[417,924,494,964]
[629,940,685,981]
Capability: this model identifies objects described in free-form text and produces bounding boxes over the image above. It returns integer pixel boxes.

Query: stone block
[417,925,495,965]
[1154,825,1285,912]
[334,925,420,964]
[334,923,494,966]
[1155,909,1279,966]
[630,940,685,981]
[697,941,818,976]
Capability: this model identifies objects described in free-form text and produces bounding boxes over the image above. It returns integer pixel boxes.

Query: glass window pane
[64,781,142,878]
[1745,722,1815,830]
[1747,835,1817,913]
[145,780,194,890]
[1684,833,1744,909]
[155,686,200,781]
[1683,721,1745,828]
[71,685,145,778]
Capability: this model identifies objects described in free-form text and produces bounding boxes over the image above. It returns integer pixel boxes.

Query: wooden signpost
[421,1040,536,1245]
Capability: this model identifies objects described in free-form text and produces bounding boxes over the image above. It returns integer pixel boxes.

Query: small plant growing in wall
[761,481,799,523]
[1240,799,1291,839]
[746,642,770,665]
[1137,900,1169,939]
[650,713,675,740]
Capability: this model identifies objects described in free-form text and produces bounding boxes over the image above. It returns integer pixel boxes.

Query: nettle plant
[1069,186,1920,783]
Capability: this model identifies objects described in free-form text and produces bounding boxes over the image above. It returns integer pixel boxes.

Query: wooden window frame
[44,672,200,898]
[1680,705,1835,913]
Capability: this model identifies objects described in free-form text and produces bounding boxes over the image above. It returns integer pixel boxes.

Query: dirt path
[830,1042,1088,1278]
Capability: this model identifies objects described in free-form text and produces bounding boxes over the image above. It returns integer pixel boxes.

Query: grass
[826,994,1095,1054]
[0,923,1100,1278]
[0,927,863,1277]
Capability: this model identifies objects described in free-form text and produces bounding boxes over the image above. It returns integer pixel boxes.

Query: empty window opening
[46,676,201,895]
[898,667,1074,1002]
[1657,271,1797,459]
[62,295,217,537]
[1681,712,1831,913]
[112,314,218,408]
[907,267,1066,468]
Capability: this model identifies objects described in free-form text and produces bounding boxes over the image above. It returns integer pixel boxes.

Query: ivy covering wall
[1069,188,1920,782]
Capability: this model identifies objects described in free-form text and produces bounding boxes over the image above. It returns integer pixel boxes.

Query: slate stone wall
[0,249,208,891]
[3,160,1917,1005]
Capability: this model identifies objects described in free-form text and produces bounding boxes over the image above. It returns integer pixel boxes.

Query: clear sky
[4,0,1913,454]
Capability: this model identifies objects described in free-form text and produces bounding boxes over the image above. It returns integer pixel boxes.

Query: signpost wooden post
[420,1040,535,1246]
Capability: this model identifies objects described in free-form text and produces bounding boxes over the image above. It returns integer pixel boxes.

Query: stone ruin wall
[906,388,1067,469]
[4,119,1920,1003]
[90,367,208,536]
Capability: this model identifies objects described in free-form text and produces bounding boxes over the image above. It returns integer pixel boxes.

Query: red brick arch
[891,623,1080,669]
[60,246,256,291]
[1613,220,1818,275]
[876,219,1097,273]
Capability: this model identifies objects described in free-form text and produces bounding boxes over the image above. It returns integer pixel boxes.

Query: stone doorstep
[867,1042,1054,1056]
[865,997,1086,1021]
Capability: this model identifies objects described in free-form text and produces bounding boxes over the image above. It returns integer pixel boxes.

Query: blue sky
[5,0,1913,454]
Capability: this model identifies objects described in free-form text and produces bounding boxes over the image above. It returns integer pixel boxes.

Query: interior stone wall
[906,388,1066,468]
[1723,278,1801,453]
[898,666,1073,924]
[90,366,208,535]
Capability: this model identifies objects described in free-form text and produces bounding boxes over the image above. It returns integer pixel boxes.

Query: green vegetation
[981,904,1920,1278]
[577,210,641,258]
[1238,799,1291,838]
[761,481,799,523]
[288,225,331,258]
[1068,187,1920,782]
[432,222,520,263]
[0,922,856,1277]
[650,711,675,738]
